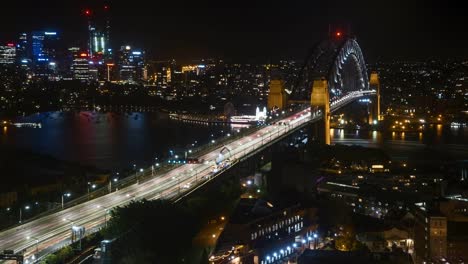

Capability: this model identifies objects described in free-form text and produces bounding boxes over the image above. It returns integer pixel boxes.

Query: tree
[103,200,201,264]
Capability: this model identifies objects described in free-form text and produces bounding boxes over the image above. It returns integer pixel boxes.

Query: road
[0,90,373,263]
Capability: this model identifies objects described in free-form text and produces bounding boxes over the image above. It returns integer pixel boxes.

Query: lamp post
[137,168,144,184]
[87,182,91,200]
[61,193,71,209]
[109,177,118,193]
[307,236,312,249]
[19,205,30,224]
[313,233,318,249]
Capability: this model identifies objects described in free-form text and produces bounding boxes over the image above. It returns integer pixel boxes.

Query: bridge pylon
[369,72,381,122]
[311,78,331,145]
[267,79,287,110]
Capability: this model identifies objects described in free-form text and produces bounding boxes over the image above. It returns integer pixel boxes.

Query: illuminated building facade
[68,47,90,81]
[31,31,60,79]
[84,2,112,81]
[0,44,16,65]
[16,33,30,66]
[118,45,145,83]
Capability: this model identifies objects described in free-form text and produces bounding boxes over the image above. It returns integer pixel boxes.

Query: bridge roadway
[0,90,374,263]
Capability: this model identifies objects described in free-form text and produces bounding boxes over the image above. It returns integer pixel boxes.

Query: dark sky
[1,0,467,63]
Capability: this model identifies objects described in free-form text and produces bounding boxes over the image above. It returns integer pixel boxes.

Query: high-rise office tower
[0,44,16,65]
[31,31,60,79]
[16,33,29,65]
[68,47,90,81]
[83,1,111,81]
[84,2,111,60]
[118,45,145,83]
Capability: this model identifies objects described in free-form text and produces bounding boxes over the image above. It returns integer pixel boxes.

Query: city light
[0,10,460,261]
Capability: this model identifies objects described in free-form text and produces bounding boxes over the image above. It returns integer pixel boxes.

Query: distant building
[16,33,31,71]
[31,31,60,79]
[413,198,468,263]
[230,106,267,124]
[68,47,90,81]
[298,249,413,264]
[84,3,111,60]
[0,44,16,65]
[0,192,17,208]
[210,198,318,264]
[117,46,145,83]
[83,3,112,81]
[413,202,447,262]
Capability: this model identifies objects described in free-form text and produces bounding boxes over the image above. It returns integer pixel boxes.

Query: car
[182,183,191,189]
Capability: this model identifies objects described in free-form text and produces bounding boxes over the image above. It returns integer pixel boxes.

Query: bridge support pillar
[369,72,381,122]
[311,79,330,145]
[268,79,287,110]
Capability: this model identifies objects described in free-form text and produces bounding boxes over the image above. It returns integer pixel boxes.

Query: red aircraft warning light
[336,31,342,37]
[84,9,91,16]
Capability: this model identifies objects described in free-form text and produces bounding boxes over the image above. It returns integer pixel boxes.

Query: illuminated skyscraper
[118,45,146,83]
[0,44,16,65]
[84,2,111,60]
[16,33,29,64]
[31,31,60,79]
[83,2,111,81]
[68,47,90,81]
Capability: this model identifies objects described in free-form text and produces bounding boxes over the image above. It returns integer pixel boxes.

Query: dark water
[0,111,226,170]
[330,126,468,159]
[1,112,467,171]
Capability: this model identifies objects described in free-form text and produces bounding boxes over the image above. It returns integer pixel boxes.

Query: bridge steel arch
[310,38,371,144]
[269,37,377,144]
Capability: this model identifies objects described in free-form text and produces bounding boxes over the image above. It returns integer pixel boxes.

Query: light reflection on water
[0,111,226,170]
[330,126,468,158]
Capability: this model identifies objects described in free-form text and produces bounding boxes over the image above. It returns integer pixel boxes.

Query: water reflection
[331,126,468,158]
[372,130,377,141]
[0,111,225,170]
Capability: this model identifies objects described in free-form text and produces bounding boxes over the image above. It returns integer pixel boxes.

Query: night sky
[1,0,467,62]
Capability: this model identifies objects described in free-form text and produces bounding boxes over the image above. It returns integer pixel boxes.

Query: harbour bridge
[0,35,381,263]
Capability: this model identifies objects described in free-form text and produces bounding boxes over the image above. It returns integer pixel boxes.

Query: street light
[109,177,118,193]
[313,233,319,249]
[19,205,30,223]
[137,168,144,184]
[87,182,92,200]
[61,193,71,209]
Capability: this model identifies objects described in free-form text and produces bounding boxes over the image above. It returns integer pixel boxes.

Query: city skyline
[0,0,467,62]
